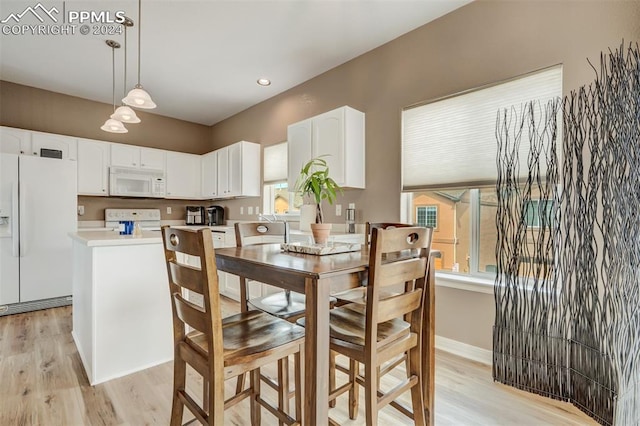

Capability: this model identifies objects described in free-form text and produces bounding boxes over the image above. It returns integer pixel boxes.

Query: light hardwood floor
[0,299,596,425]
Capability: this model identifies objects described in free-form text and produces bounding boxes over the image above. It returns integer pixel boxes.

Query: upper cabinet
[165,152,201,199]
[201,150,218,199]
[77,139,110,196]
[217,141,260,198]
[31,131,77,160]
[0,127,32,155]
[287,106,365,189]
[111,143,165,171]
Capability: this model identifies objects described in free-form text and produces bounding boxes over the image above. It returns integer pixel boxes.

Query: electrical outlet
[240,207,244,215]
[77,205,85,216]
[248,206,254,215]
[335,204,342,216]
[166,207,172,214]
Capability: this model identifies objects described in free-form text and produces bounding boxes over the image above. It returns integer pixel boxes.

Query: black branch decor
[494,43,640,426]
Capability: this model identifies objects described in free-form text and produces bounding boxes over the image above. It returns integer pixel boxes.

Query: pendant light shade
[101,118,128,133]
[111,105,141,123]
[123,84,156,109]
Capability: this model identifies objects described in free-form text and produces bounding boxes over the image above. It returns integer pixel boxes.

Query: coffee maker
[207,205,225,226]
[185,206,205,225]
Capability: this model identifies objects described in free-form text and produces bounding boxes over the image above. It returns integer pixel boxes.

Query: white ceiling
[0,0,470,125]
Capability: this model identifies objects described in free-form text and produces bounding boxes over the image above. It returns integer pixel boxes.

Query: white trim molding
[436,335,493,365]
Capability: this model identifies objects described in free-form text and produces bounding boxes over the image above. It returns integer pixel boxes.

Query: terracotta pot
[310,223,332,245]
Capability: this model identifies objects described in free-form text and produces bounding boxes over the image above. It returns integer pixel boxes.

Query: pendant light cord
[124,24,127,98]
[111,44,116,112]
[137,0,141,86]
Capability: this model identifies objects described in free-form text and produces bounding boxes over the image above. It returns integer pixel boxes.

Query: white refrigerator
[0,153,77,308]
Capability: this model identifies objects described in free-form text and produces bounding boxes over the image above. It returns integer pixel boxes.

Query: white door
[19,156,77,302]
[217,147,229,197]
[0,154,19,304]
[0,127,32,155]
[313,109,345,185]
[111,144,140,168]
[287,119,313,188]
[140,148,166,171]
[77,139,110,196]
[201,151,217,198]
[165,152,201,199]
[227,142,242,197]
[31,132,78,160]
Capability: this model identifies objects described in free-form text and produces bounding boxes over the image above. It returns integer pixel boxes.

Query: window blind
[263,142,287,183]
[402,66,562,191]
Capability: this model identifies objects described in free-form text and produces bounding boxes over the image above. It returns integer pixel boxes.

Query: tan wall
[0,81,212,221]
[207,1,640,351]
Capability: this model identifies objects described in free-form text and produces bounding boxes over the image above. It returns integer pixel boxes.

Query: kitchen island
[69,230,172,385]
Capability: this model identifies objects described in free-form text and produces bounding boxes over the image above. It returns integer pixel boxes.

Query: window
[524,200,554,228]
[416,205,438,228]
[262,142,301,216]
[401,66,562,278]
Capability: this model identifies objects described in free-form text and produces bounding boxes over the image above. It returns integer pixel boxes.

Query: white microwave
[109,167,166,198]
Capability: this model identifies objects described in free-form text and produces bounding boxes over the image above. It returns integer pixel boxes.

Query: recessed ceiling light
[257,78,271,86]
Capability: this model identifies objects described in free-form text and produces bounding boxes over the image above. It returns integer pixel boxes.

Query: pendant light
[111,16,141,123]
[101,40,128,134]
[123,0,156,109]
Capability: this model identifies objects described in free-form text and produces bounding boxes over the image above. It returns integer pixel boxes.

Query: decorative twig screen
[494,43,639,426]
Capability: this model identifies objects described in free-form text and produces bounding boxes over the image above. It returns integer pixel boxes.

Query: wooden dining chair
[333,222,414,305]
[235,222,307,321]
[161,226,305,426]
[324,226,433,424]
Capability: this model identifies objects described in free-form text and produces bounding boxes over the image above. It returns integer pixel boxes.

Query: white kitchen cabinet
[216,141,260,198]
[201,150,218,199]
[287,105,365,189]
[165,151,201,199]
[0,126,32,155]
[31,131,77,160]
[77,138,110,196]
[111,143,165,171]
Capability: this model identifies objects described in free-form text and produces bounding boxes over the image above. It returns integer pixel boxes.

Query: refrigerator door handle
[19,181,26,257]
[12,181,19,257]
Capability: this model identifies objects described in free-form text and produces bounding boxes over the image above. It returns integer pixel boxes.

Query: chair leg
[277,356,290,426]
[170,356,186,426]
[235,374,246,396]
[364,360,378,425]
[329,351,336,408]
[408,347,426,426]
[294,346,303,422]
[250,368,262,426]
[348,359,359,420]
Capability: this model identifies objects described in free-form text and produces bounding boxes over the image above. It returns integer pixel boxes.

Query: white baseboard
[435,335,493,365]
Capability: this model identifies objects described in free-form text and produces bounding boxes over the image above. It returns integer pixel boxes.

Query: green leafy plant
[295,156,342,223]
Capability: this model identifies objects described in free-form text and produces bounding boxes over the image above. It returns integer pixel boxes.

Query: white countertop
[69,230,163,247]
[69,225,235,247]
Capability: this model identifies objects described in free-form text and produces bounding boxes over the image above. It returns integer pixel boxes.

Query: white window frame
[416,205,438,229]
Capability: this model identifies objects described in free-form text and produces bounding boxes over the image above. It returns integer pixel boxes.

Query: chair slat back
[235,222,287,247]
[161,226,224,356]
[365,222,413,245]
[366,226,433,332]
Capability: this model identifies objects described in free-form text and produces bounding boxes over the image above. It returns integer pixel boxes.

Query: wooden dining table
[215,243,436,425]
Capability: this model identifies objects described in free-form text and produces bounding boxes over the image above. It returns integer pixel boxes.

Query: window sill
[435,272,495,295]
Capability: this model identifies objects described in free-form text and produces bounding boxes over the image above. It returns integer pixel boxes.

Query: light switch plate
[240,207,244,215]
[335,204,342,216]
[248,206,254,215]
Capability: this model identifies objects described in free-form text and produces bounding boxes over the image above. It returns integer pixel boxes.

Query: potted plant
[295,156,342,244]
